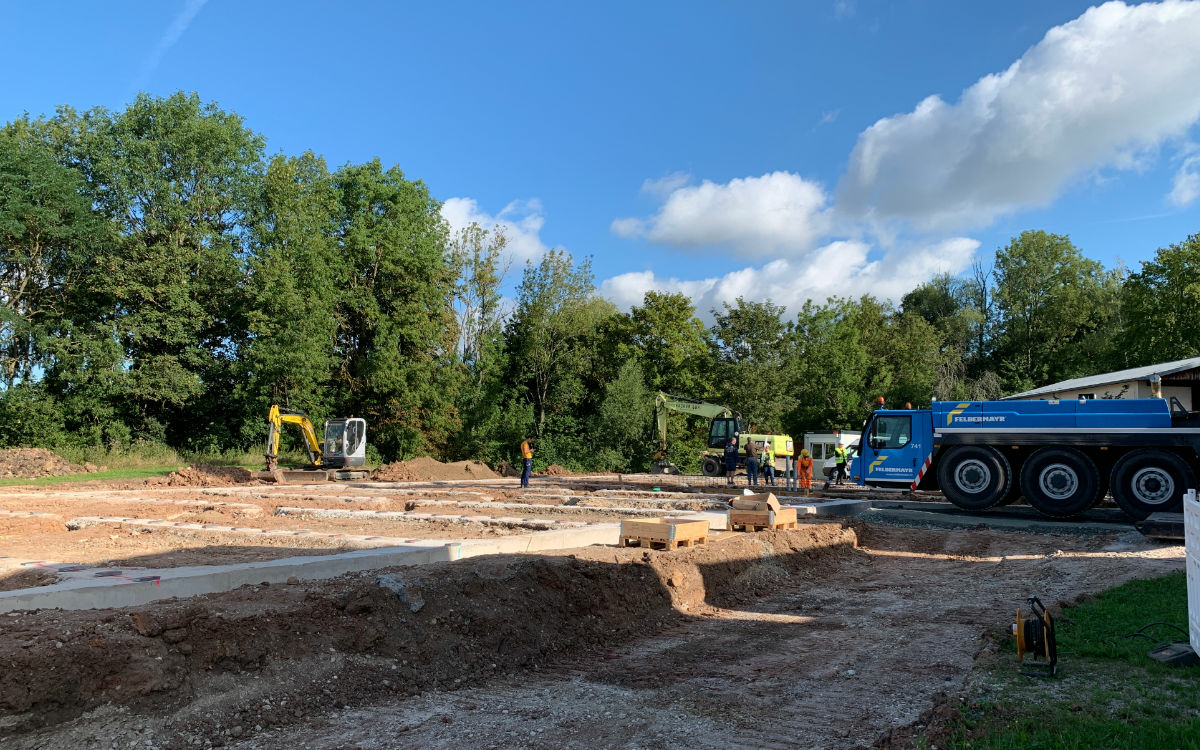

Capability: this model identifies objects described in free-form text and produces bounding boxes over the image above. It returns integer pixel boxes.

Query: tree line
[1,93,1197,472]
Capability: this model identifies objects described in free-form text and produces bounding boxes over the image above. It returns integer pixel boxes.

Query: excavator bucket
[256,468,328,484]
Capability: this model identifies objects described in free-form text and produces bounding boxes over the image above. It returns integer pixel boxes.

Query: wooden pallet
[619,517,709,550]
[729,507,798,532]
[620,535,708,550]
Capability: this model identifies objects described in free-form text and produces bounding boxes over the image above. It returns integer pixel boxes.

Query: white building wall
[1010,380,1192,410]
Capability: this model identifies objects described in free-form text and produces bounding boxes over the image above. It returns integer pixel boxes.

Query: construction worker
[833,444,848,485]
[798,448,813,490]
[519,436,534,489]
[723,435,739,485]
[745,436,759,486]
[762,441,775,486]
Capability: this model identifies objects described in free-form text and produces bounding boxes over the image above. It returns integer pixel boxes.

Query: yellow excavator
[264,404,369,481]
[652,392,794,476]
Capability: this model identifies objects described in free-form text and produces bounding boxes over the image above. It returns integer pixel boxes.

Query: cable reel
[1012,595,1057,676]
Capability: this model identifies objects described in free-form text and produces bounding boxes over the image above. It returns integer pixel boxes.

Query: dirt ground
[0,510,1184,750]
[374,457,500,482]
[0,448,99,479]
[0,479,691,586]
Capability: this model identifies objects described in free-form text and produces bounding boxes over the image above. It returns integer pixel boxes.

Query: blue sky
[2,1,1198,317]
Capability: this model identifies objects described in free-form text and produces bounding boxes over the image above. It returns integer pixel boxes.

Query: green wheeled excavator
[651,392,794,476]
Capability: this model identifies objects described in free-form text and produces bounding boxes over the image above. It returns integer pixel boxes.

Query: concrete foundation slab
[0,523,621,613]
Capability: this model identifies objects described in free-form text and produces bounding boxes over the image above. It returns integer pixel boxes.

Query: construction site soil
[151,465,259,488]
[373,457,500,482]
[0,448,100,479]
[0,466,1186,749]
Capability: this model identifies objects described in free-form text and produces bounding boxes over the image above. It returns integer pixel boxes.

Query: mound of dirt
[0,525,856,737]
[373,456,500,482]
[0,448,94,480]
[495,459,519,477]
[540,463,572,476]
[152,464,257,488]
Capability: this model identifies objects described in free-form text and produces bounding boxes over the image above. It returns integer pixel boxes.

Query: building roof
[1004,355,1200,400]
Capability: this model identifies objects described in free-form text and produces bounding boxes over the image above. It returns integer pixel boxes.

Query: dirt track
[0,499,1183,750]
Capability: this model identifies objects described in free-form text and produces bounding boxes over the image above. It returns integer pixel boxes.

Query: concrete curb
[0,524,622,613]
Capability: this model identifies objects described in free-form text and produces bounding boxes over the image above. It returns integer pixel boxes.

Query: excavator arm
[653,392,738,469]
[265,404,323,470]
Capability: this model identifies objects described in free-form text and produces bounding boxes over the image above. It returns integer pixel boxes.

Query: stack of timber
[728,492,799,532]
[619,517,710,550]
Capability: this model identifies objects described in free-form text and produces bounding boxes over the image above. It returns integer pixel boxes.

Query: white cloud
[599,237,979,320]
[1169,145,1200,207]
[441,197,550,264]
[839,0,1200,230]
[133,0,208,92]
[611,171,832,257]
[641,172,692,198]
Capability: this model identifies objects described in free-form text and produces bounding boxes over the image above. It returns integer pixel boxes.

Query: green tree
[785,298,869,433]
[591,359,652,472]
[507,250,610,436]
[992,230,1117,391]
[710,298,790,432]
[1118,234,1200,368]
[449,223,511,461]
[332,159,460,460]
[623,291,713,396]
[72,92,266,445]
[237,152,342,444]
[0,135,108,387]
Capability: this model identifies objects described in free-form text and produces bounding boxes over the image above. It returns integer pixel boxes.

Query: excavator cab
[322,417,367,467]
[707,416,745,449]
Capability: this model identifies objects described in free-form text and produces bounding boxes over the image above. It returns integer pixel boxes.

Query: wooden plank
[1136,512,1184,541]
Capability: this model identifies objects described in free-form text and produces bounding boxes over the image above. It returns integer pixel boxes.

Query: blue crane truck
[849,398,1200,520]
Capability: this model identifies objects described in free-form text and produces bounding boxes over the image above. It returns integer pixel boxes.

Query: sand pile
[373,456,500,482]
[0,448,100,479]
[540,464,572,477]
[495,459,519,477]
[152,464,258,487]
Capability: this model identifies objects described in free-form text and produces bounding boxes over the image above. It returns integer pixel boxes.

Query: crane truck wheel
[1110,449,1195,521]
[1018,447,1101,518]
[997,484,1023,506]
[701,457,723,477]
[936,445,1011,510]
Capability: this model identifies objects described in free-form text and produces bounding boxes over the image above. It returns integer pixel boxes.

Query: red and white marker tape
[911,453,933,491]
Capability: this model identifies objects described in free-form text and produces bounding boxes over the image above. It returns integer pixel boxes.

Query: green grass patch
[0,466,178,486]
[924,572,1200,750]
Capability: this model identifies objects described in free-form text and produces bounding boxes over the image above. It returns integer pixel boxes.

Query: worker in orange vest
[519,436,534,489]
[798,449,813,490]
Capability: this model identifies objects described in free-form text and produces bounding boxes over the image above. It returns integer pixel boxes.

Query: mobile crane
[264,404,369,481]
[652,392,794,476]
[851,397,1200,520]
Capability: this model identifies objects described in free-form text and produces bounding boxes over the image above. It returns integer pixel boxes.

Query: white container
[1185,488,1200,655]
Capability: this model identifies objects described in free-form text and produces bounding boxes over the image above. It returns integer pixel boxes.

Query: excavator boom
[265,404,323,470]
[653,392,743,473]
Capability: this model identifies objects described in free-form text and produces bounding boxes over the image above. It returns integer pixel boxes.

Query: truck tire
[936,445,1011,511]
[1019,447,1101,518]
[997,484,1023,506]
[701,457,723,477]
[1110,449,1195,521]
